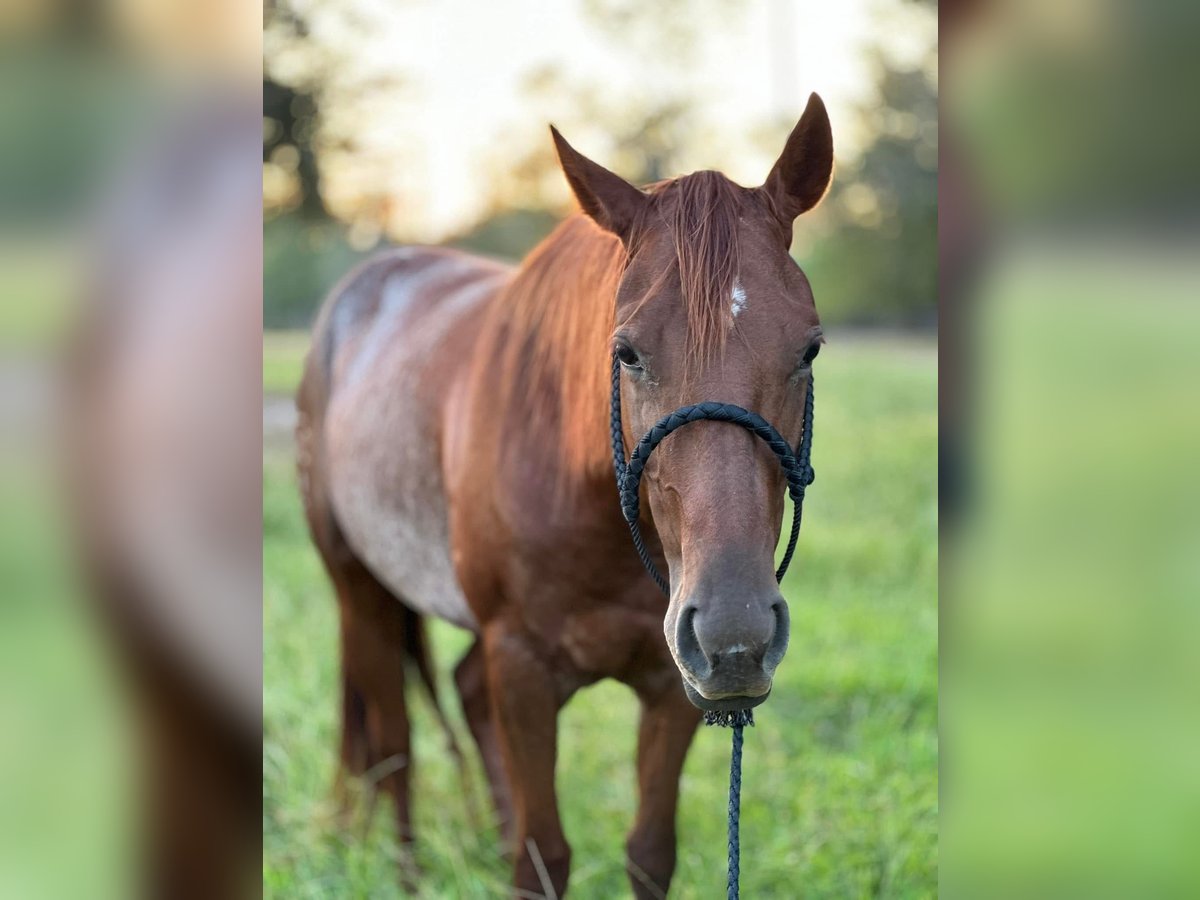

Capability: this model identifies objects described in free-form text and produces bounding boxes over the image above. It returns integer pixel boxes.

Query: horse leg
[455,639,515,843]
[300,446,390,831]
[341,678,368,776]
[333,600,370,821]
[407,620,480,829]
[300,403,419,885]
[625,680,702,899]
[334,566,418,879]
[483,621,572,897]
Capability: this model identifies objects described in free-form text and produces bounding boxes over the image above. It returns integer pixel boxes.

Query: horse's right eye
[615,343,642,369]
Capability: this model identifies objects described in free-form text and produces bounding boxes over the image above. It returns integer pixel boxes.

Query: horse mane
[481,170,745,491]
[652,170,742,373]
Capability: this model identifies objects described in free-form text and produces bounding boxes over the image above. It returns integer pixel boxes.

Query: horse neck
[483,216,624,496]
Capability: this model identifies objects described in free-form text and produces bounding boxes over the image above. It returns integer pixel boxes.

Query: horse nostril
[675,605,711,680]
[763,599,791,671]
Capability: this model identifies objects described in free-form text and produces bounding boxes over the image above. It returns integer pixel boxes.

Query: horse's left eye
[615,342,642,369]
[801,342,820,366]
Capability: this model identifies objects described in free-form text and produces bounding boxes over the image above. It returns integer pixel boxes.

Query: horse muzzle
[682,680,773,713]
[671,596,790,711]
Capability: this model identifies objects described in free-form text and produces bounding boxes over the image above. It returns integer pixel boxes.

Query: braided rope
[728,722,745,898]
[609,353,817,899]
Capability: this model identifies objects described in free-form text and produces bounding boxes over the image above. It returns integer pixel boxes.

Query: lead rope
[609,355,815,899]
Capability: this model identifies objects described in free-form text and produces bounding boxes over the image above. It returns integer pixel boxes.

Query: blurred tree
[263,0,412,234]
[482,68,706,214]
[805,22,937,327]
[263,214,370,328]
[263,75,324,218]
[475,0,937,328]
[479,0,737,217]
[260,0,938,330]
[262,0,408,327]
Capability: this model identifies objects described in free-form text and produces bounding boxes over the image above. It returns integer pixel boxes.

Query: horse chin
[681,679,772,713]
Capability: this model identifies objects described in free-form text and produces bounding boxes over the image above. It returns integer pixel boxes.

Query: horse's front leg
[483,619,573,897]
[625,675,703,898]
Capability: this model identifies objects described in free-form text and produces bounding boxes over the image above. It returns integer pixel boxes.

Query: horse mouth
[681,678,772,712]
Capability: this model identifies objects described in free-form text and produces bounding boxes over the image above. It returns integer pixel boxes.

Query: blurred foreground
[942,0,1200,894]
[0,3,261,899]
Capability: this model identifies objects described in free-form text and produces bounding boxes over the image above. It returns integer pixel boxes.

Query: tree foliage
[805,56,938,326]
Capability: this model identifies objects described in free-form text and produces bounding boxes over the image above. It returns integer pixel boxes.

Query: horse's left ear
[760,93,835,234]
[550,125,648,244]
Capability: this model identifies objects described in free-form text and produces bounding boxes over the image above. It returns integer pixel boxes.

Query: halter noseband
[609,352,816,601]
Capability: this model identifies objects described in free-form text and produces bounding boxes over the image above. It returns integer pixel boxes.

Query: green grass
[263,334,938,898]
[264,330,312,396]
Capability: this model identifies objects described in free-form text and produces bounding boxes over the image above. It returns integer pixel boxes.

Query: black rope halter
[609,352,816,899]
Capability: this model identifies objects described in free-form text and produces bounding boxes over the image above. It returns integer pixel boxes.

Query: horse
[296,92,833,897]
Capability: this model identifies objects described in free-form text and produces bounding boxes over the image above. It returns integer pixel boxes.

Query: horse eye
[615,343,642,369]
[801,342,821,366]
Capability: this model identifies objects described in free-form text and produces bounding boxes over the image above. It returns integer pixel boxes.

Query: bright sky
[273,0,934,240]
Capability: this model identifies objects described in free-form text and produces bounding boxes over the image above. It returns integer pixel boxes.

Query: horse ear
[550,125,647,242]
[761,93,834,230]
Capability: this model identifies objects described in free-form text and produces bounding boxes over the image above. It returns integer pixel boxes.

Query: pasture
[262,331,938,898]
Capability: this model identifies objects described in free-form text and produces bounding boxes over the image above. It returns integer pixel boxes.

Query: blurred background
[262,0,937,336]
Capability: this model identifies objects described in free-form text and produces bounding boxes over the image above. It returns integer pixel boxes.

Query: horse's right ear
[550,126,647,243]
[760,93,834,233]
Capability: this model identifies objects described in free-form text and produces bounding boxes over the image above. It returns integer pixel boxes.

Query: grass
[264,330,312,396]
[262,333,938,898]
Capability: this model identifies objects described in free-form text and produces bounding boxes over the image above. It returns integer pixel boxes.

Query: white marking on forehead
[731,278,748,318]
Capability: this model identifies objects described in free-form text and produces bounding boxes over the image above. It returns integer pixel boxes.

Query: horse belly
[323,257,501,631]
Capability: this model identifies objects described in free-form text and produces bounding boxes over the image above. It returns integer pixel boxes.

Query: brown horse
[297,93,833,897]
